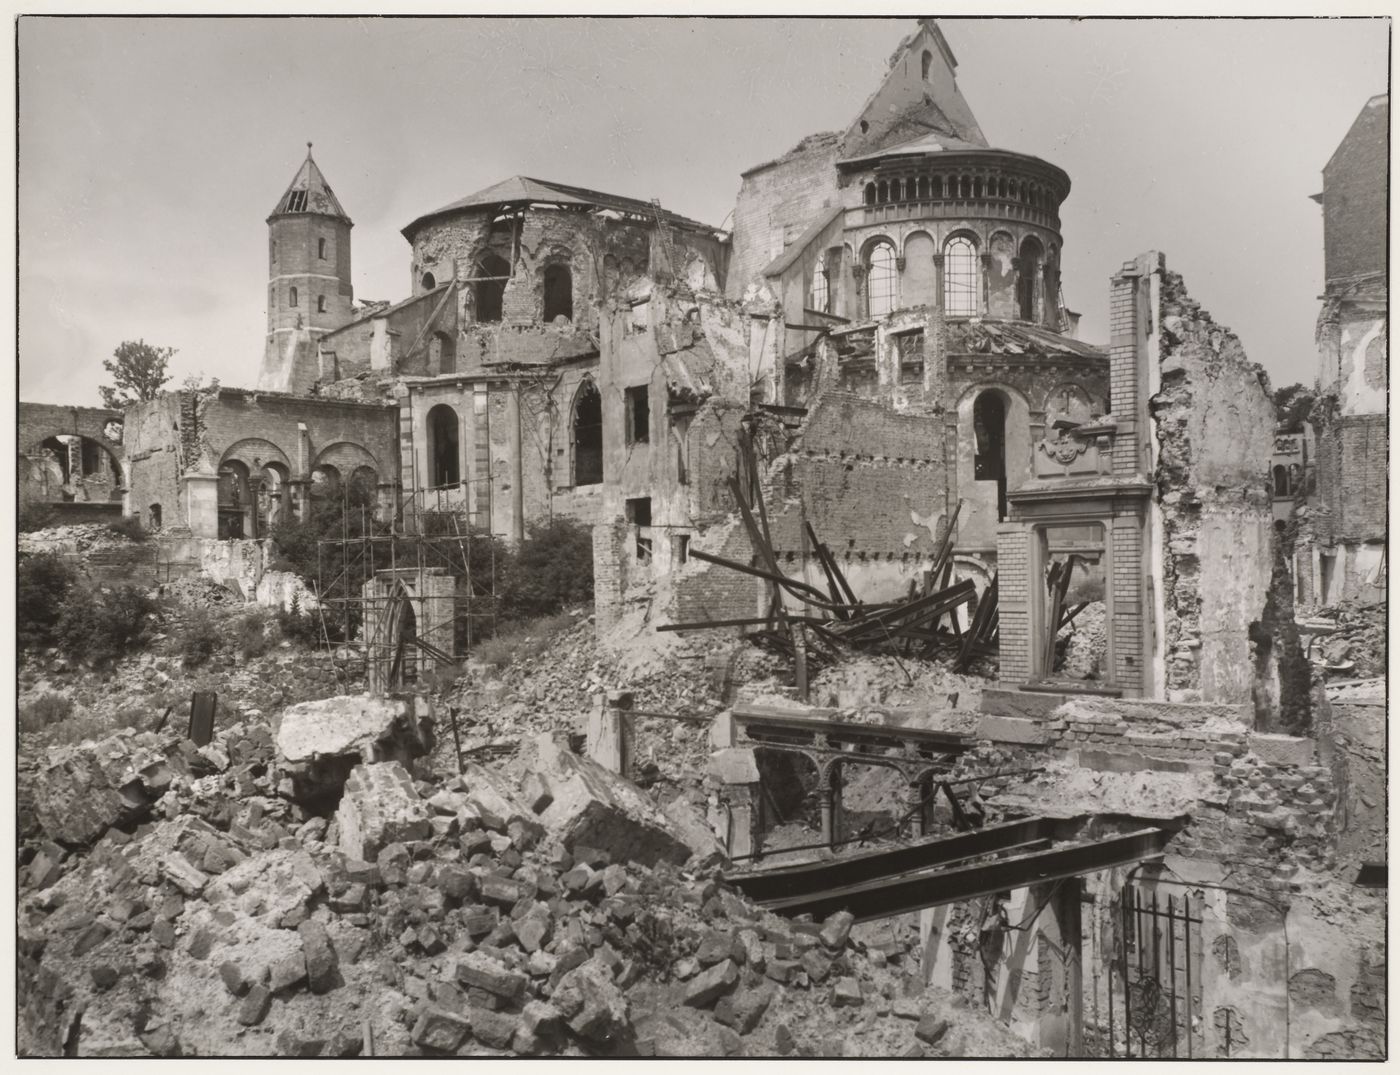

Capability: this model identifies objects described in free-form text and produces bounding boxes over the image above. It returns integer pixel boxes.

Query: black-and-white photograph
[13,11,1389,1061]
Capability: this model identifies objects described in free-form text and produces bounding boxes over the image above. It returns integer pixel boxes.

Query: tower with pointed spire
[258,144,354,394]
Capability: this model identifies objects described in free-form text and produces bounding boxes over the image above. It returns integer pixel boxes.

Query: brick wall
[996,523,1031,683]
[1321,96,1387,284]
[1314,412,1387,544]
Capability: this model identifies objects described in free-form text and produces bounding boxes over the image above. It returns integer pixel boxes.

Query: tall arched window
[810,253,830,314]
[877,181,888,205]
[1018,236,1044,322]
[572,380,603,487]
[944,236,979,317]
[1272,464,1290,498]
[475,253,510,323]
[543,263,573,322]
[866,242,897,319]
[864,183,876,206]
[890,178,902,202]
[427,404,460,487]
[289,286,298,308]
[921,49,933,80]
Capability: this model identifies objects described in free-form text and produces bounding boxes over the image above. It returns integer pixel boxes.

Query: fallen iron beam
[761,827,1171,922]
[688,548,895,613]
[726,816,1055,903]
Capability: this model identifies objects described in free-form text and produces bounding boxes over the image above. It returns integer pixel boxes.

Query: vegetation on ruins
[98,339,175,409]
[17,553,79,651]
[54,584,160,667]
[1272,381,1318,434]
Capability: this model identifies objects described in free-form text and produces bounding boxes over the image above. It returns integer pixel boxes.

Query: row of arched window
[813,232,1047,320]
[862,174,1052,210]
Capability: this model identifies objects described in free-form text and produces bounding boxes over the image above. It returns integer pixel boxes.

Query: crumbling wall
[1149,271,1275,705]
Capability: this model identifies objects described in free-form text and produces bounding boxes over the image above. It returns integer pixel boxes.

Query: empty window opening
[932,175,943,198]
[1273,464,1291,498]
[421,271,436,290]
[290,286,298,308]
[917,176,929,199]
[974,177,983,199]
[674,533,690,565]
[572,380,603,486]
[543,263,573,322]
[625,384,650,445]
[218,459,253,539]
[318,237,327,259]
[317,295,327,313]
[877,180,888,204]
[1039,522,1109,684]
[430,331,456,376]
[626,497,652,561]
[810,253,830,313]
[973,390,1008,521]
[960,176,971,198]
[896,331,925,386]
[258,463,291,531]
[148,503,162,530]
[921,49,933,80]
[864,183,876,206]
[890,178,902,201]
[866,242,897,318]
[427,403,461,488]
[271,240,277,263]
[475,253,510,323]
[944,236,979,317]
[1018,236,1044,322]
[285,189,308,213]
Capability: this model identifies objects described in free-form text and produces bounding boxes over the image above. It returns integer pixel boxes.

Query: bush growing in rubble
[18,552,79,652]
[499,518,594,623]
[18,692,74,733]
[55,583,159,667]
[276,595,322,647]
[236,609,272,659]
[181,609,221,668]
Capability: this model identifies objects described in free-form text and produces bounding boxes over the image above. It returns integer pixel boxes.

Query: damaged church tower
[259,144,355,395]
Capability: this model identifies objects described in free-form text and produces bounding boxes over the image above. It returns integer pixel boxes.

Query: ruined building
[1297,94,1388,606]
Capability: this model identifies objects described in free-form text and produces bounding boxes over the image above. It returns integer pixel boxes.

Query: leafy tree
[1272,382,1317,434]
[99,339,175,409]
[17,552,78,650]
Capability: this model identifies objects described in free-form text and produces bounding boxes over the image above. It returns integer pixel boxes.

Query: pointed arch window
[866,242,897,319]
[943,236,979,317]
[810,253,830,314]
[921,49,933,80]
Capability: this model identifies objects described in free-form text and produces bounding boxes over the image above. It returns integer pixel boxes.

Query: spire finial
[306,141,314,159]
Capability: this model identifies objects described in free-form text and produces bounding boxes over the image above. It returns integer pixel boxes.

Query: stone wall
[1149,269,1275,704]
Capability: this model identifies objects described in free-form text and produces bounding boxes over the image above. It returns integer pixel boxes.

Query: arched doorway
[973,390,1009,522]
[218,459,253,538]
[572,380,603,486]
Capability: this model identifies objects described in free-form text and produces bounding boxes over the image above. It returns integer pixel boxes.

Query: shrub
[107,514,148,543]
[18,692,74,733]
[236,609,272,660]
[18,502,57,532]
[276,595,322,647]
[500,518,594,622]
[181,609,221,668]
[471,612,576,669]
[55,584,160,666]
[18,552,79,651]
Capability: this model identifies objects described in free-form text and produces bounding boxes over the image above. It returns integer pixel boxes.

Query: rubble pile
[1312,601,1386,678]
[18,523,142,557]
[16,707,999,1058]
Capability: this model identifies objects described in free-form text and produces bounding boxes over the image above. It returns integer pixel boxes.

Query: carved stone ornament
[1039,429,1090,465]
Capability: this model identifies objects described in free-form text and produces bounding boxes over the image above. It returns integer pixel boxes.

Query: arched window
[310,463,341,498]
[999,178,1008,198]
[421,271,436,290]
[572,380,603,487]
[475,253,510,323]
[543,263,573,322]
[864,183,876,206]
[921,49,933,80]
[960,176,971,198]
[318,237,327,260]
[932,175,943,198]
[890,178,902,202]
[1018,236,1044,322]
[974,177,983,199]
[148,503,162,531]
[917,176,929,199]
[317,295,326,313]
[877,181,888,204]
[218,459,253,538]
[973,390,1009,521]
[427,404,460,488]
[866,242,897,319]
[810,253,830,314]
[944,236,979,317]
[1273,464,1290,498]
[289,286,298,308]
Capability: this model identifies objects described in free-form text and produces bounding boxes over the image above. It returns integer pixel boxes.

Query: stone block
[976,713,1048,745]
[455,951,527,1003]
[714,980,775,1034]
[531,734,690,869]
[297,920,339,994]
[237,985,272,1027]
[410,1007,471,1053]
[682,958,738,1008]
[469,1007,519,1050]
[336,762,432,862]
[275,694,433,801]
[706,747,760,785]
[1247,733,1317,768]
[831,977,863,1006]
[662,795,726,867]
[552,960,631,1046]
[818,910,854,949]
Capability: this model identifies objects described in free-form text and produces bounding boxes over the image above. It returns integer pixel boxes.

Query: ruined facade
[1299,94,1388,606]
[17,402,127,524]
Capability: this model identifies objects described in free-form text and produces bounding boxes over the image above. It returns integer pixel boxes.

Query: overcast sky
[17,16,1389,406]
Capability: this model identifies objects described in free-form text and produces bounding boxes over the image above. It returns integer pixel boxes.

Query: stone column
[507,383,525,545]
[932,252,946,314]
[587,690,634,777]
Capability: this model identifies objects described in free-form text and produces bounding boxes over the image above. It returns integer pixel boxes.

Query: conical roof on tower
[267,143,352,224]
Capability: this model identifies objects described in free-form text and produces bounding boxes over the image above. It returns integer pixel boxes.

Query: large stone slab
[336,761,433,862]
[530,734,690,869]
[29,729,173,846]
[275,694,433,802]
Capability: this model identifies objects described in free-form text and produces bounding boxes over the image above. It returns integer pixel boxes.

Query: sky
[17,15,1390,406]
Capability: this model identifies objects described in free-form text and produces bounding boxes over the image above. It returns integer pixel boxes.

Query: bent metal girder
[735,824,1171,923]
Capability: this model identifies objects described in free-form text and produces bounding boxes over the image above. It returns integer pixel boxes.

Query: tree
[1272,382,1317,435]
[99,339,175,409]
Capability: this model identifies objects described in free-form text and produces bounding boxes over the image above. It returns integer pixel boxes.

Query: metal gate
[1105,885,1203,1058]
